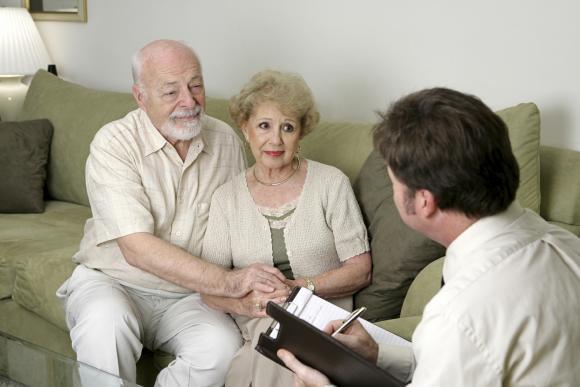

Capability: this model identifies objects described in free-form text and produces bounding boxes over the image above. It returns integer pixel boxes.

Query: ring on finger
[255,302,263,311]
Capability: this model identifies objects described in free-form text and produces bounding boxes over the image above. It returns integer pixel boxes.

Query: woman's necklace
[253,157,301,187]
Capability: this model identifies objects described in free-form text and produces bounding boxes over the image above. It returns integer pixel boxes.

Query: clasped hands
[227,263,292,317]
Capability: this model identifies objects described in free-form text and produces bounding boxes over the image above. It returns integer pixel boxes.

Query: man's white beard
[161,106,203,141]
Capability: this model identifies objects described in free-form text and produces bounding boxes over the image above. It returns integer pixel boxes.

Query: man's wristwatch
[305,277,316,294]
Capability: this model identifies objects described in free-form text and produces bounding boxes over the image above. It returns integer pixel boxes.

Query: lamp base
[0,76,28,121]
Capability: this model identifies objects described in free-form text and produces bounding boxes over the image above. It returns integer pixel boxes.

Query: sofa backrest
[18,71,374,207]
[17,70,580,240]
[19,70,138,206]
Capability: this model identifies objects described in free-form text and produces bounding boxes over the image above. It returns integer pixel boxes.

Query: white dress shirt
[408,202,580,386]
[378,202,580,386]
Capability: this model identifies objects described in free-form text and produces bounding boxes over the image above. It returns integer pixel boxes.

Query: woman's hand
[240,288,291,318]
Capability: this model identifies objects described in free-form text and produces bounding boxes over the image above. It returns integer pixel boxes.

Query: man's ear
[417,189,438,218]
[132,84,146,110]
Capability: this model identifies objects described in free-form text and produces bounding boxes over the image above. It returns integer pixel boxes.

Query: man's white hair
[130,40,201,88]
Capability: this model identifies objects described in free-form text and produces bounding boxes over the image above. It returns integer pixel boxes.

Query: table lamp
[0,7,52,121]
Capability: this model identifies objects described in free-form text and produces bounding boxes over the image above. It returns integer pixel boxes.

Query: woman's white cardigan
[202,160,370,309]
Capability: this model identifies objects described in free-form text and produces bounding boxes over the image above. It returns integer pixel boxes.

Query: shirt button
[176,231,182,237]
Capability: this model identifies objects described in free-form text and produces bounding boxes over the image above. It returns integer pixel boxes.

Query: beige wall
[32,0,580,150]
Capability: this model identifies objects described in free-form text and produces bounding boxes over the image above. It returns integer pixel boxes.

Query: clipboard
[255,301,405,387]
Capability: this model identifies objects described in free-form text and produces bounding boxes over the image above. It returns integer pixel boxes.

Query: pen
[331,306,367,337]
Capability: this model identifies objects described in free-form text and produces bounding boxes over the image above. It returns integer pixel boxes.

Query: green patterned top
[260,203,297,280]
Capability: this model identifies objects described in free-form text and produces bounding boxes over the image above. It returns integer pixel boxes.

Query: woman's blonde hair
[229,70,320,138]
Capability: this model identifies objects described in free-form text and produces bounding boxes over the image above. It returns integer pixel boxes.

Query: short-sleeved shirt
[73,108,245,293]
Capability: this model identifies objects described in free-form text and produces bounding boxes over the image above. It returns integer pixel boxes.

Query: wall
[33,0,580,150]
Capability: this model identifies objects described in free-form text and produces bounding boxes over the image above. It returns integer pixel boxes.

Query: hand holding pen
[324,307,379,364]
[331,306,367,337]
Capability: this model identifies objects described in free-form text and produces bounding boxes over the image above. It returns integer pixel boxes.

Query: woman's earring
[294,145,302,169]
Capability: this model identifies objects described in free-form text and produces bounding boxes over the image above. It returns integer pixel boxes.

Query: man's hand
[277,349,331,387]
[225,263,288,298]
[324,319,379,363]
[240,288,291,318]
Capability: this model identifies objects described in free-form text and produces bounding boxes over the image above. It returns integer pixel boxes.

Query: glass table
[0,331,140,387]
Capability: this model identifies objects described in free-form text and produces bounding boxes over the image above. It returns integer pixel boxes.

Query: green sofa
[1,70,579,386]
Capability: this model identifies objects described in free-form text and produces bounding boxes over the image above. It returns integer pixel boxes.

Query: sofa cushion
[354,103,542,322]
[400,257,444,318]
[12,245,78,330]
[301,121,374,183]
[375,316,421,342]
[0,119,53,213]
[495,103,541,213]
[0,201,90,299]
[18,70,138,207]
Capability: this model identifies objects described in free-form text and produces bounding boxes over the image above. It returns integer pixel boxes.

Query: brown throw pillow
[0,119,53,213]
[353,150,445,322]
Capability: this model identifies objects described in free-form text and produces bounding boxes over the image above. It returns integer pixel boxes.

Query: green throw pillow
[496,103,541,213]
[354,102,542,322]
[0,119,53,213]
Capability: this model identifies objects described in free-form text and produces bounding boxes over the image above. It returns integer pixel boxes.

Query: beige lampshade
[0,7,52,76]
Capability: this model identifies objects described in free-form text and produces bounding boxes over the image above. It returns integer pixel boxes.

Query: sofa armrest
[375,316,421,342]
[539,145,580,237]
[399,257,444,318]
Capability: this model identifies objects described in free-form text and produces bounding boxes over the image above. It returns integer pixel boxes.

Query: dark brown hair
[373,87,519,218]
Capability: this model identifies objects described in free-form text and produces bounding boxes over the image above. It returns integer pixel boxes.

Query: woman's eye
[282,123,295,133]
[258,122,270,129]
[164,91,176,96]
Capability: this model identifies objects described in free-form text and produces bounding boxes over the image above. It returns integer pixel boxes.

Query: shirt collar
[444,201,525,282]
[139,109,167,156]
[139,109,211,157]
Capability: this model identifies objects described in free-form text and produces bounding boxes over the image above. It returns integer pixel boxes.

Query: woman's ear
[240,123,249,142]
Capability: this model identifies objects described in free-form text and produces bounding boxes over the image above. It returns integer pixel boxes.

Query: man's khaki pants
[57,265,242,387]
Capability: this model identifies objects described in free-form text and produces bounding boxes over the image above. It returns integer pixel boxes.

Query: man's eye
[258,122,270,129]
[190,84,202,91]
[282,123,295,132]
[164,91,176,96]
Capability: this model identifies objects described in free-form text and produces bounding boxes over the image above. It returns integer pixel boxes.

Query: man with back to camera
[278,87,580,386]
[56,39,289,386]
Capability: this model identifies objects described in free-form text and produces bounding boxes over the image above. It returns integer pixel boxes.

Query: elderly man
[57,40,287,386]
[279,88,580,386]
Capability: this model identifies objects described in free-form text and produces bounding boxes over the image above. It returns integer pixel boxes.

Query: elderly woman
[201,70,371,387]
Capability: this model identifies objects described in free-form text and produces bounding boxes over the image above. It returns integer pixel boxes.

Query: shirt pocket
[189,202,210,256]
